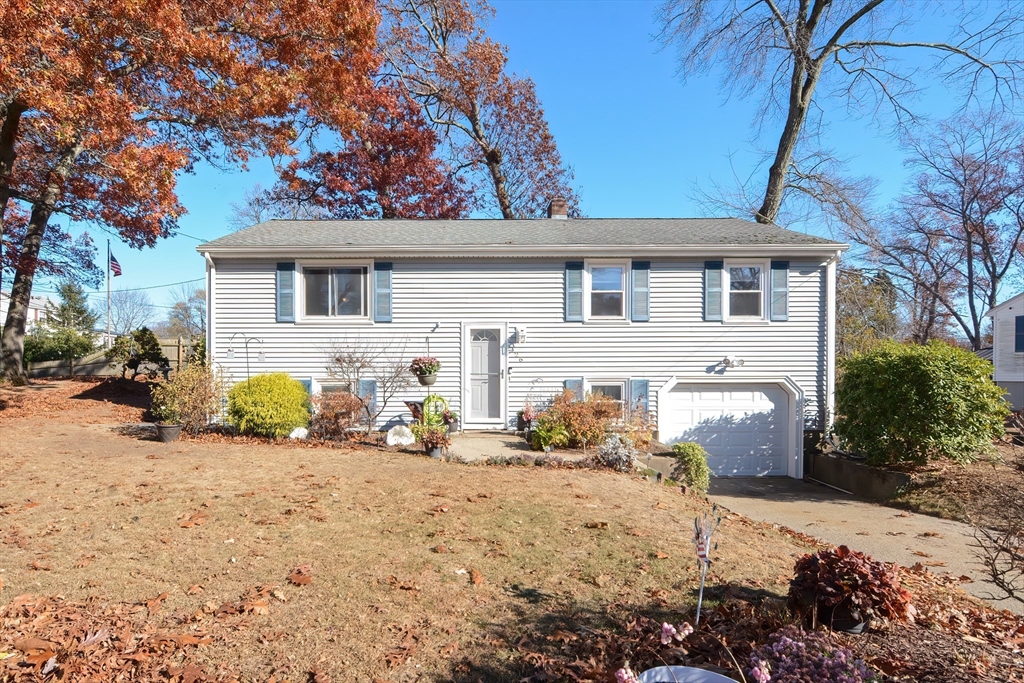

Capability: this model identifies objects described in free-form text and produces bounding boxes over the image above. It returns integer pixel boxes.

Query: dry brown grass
[0,380,810,681]
[4,380,1020,682]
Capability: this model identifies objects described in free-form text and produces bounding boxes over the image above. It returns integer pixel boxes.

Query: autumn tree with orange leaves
[0,0,379,382]
[273,88,471,220]
[382,0,579,219]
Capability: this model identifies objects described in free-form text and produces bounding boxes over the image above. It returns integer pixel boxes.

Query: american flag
[110,253,122,276]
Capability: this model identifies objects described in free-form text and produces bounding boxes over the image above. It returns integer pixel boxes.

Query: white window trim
[584,259,630,322]
[723,259,771,323]
[296,259,374,324]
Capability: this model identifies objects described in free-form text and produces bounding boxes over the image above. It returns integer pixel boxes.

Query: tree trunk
[0,102,26,279]
[756,59,819,224]
[1,141,83,383]
[466,103,514,219]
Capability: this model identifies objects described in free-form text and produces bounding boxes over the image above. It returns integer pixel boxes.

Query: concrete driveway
[708,477,1022,615]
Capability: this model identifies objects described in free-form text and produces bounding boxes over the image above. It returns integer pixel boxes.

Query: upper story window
[1015,315,1024,353]
[303,266,367,318]
[590,265,625,317]
[728,266,763,318]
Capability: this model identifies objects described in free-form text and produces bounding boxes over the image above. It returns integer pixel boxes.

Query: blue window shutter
[565,261,584,322]
[631,261,650,322]
[770,261,790,321]
[358,379,377,422]
[297,378,312,395]
[1016,315,1024,353]
[629,379,649,414]
[704,261,723,321]
[564,378,584,400]
[276,262,295,322]
[374,262,393,322]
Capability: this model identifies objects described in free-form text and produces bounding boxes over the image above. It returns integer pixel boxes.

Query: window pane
[591,266,623,291]
[730,267,761,291]
[304,269,331,316]
[731,291,761,317]
[333,268,364,316]
[591,384,623,402]
[591,292,623,317]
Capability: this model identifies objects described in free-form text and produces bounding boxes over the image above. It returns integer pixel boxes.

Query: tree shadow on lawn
[70,376,152,410]
[440,583,789,683]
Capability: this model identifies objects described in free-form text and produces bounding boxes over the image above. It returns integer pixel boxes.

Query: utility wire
[30,277,203,295]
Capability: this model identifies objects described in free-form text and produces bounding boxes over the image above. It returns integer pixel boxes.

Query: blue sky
[35,0,979,315]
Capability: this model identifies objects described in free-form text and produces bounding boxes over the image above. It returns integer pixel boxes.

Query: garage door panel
[663,383,789,477]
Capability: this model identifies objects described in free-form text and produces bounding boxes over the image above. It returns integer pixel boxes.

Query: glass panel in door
[470,329,500,420]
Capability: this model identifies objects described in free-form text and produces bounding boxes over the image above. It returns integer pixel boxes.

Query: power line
[30,277,203,295]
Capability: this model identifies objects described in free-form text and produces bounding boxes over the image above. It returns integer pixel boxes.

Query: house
[0,290,53,331]
[985,292,1024,411]
[197,200,848,478]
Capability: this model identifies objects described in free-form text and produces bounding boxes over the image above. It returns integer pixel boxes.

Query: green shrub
[530,411,569,451]
[834,340,1009,466]
[672,442,711,493]
[106,327,169,379]
[227,373,310,438]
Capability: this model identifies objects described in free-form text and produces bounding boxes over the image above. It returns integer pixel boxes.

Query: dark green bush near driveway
[833,341,1009,466]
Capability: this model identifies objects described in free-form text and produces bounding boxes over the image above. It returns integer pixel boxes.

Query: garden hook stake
[693,504,721,625]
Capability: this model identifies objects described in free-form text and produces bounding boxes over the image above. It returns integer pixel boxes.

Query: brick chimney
[547,196,568,219]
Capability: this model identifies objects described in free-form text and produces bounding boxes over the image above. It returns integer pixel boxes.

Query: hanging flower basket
[409,356,441,385]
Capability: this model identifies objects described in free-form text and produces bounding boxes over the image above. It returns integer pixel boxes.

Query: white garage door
[662,383,789,476]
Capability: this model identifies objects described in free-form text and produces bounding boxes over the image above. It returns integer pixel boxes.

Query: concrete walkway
[709,478,1021,614]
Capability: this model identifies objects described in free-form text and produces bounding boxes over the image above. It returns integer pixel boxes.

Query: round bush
[834,340,1008,466]
[227,373,310,438]
[672,442,711,493]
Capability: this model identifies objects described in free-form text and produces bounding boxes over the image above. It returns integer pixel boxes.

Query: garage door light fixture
[722,356,745,368]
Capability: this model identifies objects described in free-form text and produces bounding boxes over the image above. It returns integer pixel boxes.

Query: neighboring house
[198,201,848,478]
[0,290,53,331]
[985,292,1024,411]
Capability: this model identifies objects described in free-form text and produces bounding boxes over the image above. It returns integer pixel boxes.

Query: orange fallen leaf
[179,511,208,528]
[187,584,204,595]
[470,569,484,586]
[655,551,671,559]
[585,521,609,529]
[146,591,169,614]
[288,564,313,585]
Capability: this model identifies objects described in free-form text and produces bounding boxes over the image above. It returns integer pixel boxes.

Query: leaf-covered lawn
[1,379,1022,682]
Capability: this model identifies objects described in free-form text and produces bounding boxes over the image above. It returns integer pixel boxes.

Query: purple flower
[615,665,640,683]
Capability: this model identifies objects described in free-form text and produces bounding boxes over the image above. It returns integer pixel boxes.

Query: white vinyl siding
[211,259,828,431]
[991,299,1024,386]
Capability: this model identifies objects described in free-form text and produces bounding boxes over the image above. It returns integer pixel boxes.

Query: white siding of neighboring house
[209,258,829,433]
[990,295,1024,410]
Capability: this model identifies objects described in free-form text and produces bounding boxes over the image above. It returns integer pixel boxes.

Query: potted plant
[150,381,183,443]
[411,423,450,458]
[788,545,913,633]
[517,399,538,431]
[409,356,441,386]
[442,408,459,434]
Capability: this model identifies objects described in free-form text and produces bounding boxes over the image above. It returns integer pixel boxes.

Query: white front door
[469,328,501,422]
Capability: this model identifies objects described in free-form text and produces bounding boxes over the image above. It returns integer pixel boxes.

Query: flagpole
[106,239,111,347]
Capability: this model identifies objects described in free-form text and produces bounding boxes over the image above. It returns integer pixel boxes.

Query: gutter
[196,243,851,259]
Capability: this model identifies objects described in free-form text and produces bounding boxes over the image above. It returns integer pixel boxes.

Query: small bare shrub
[309,391,364,440]
[972,491,1024,605]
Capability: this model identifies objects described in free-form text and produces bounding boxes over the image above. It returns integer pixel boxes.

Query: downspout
[824,251,840,435]
[204,252,215,364]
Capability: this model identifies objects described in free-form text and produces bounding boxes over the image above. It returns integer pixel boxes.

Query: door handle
[500,369,505,379]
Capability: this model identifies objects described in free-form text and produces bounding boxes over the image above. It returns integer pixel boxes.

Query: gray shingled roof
[200,217,844,249]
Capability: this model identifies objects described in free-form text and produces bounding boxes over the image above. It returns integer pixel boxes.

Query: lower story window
[305,267,366,317]
[590,382,625,415]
